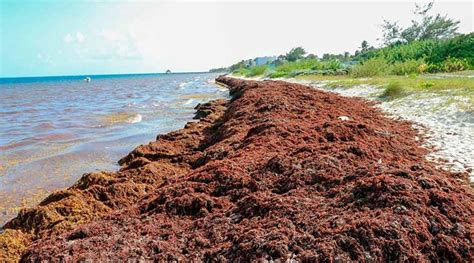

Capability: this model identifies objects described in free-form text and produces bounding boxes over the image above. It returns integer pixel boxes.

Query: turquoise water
[0,73,227,225]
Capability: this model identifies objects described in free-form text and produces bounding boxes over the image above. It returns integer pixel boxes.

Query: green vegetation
[349,58,428,77]
[380,1,460,45]
[285,47,307,62]
[438,57,471,72]
[267,59,344,78]
[224,30,473,79]
[390,59,426,75]
[296,72,474,109]
[230,68,248,77]
[274,59,320,73]
[246,65,268,77]
[296,72,474,91]
[379,81,405,100]
[227,56,347,79]
[350,58,390,77]
[357,33,473,74]
[215,1,473,107]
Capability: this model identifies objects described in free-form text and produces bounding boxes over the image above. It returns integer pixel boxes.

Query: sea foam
[127,113,142,123]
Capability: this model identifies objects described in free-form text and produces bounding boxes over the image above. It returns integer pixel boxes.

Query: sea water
[0,73,227,225]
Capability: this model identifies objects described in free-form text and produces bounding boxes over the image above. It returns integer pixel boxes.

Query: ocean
[0,72,227,225]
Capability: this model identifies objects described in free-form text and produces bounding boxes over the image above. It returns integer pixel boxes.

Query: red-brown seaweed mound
[4,77,474,262]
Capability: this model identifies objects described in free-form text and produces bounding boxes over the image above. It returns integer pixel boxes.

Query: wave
[101,112,142,125]
[184,99,194,105]
[178,82,189,89]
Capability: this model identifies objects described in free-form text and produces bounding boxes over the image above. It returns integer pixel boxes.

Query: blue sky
[1,1,151,77]
[1,0,472,78]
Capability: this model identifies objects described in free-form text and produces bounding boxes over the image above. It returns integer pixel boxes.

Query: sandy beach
[1,77,472,261]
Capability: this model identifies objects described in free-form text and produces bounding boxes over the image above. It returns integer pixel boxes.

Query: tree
[360,41,369,52]
[229,60,248,71]
[285,47,306,62]
[306,53,317,60]
[343,52,350,60]
[381,1,460,45]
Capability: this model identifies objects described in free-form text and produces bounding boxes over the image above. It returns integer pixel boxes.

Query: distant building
[254,56,277,66]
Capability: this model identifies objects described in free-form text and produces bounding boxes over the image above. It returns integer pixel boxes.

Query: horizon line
[0,71,213,80]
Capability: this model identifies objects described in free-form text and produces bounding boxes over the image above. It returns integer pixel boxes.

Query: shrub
[269,59,327,78]
[426,63,443,73]
[268,71,289,79]
[354,33,473,69]
[379,81,405,99]
[418,81,434,89]
[390,59,425,75]
[441,57,470,72]
[351,58,390,77]
[274,59,321,73]
[417,63,428,73]
[232,67,249,76]
[245,65,268,77]
[321,59,342,70]
[287,70,308,78]
[428,33,474,65]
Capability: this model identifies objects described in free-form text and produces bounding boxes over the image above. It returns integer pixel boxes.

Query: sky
[0,0,472,78]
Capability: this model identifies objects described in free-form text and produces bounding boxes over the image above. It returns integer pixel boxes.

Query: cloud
[99,29,124,42]
[87,29,142,60]
[116,44,141,60]
[63,32,85,44]
[63,33,73,43]
[88,44,142,61]
[61,28,141,62]
[76,32,85,43]
[36,52,55,65]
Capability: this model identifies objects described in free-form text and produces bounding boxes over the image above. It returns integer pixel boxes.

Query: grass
[350,58,390,77]
[390,59,425,75]
[268,59,321,78]
[234,59,345,79]
[229,69,473,108]
[232,68,250,76]
[275,59,321,73]
[296,71,474,90]
[246,65,268,77]
[295,71,474,108]
[350,58,428,77]
[268,71,288,79]
[379,81,405,100]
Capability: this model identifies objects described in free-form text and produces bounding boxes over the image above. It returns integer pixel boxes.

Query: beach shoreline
[0,73,226,227]
[1,77,473,261]
[232,73,474,183]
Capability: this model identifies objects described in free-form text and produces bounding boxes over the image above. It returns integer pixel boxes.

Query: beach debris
[2,77,472,262]
[338,115,350,121]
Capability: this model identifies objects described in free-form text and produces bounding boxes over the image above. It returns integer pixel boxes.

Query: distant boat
[165,70,171,74]
[84,77,91,82]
